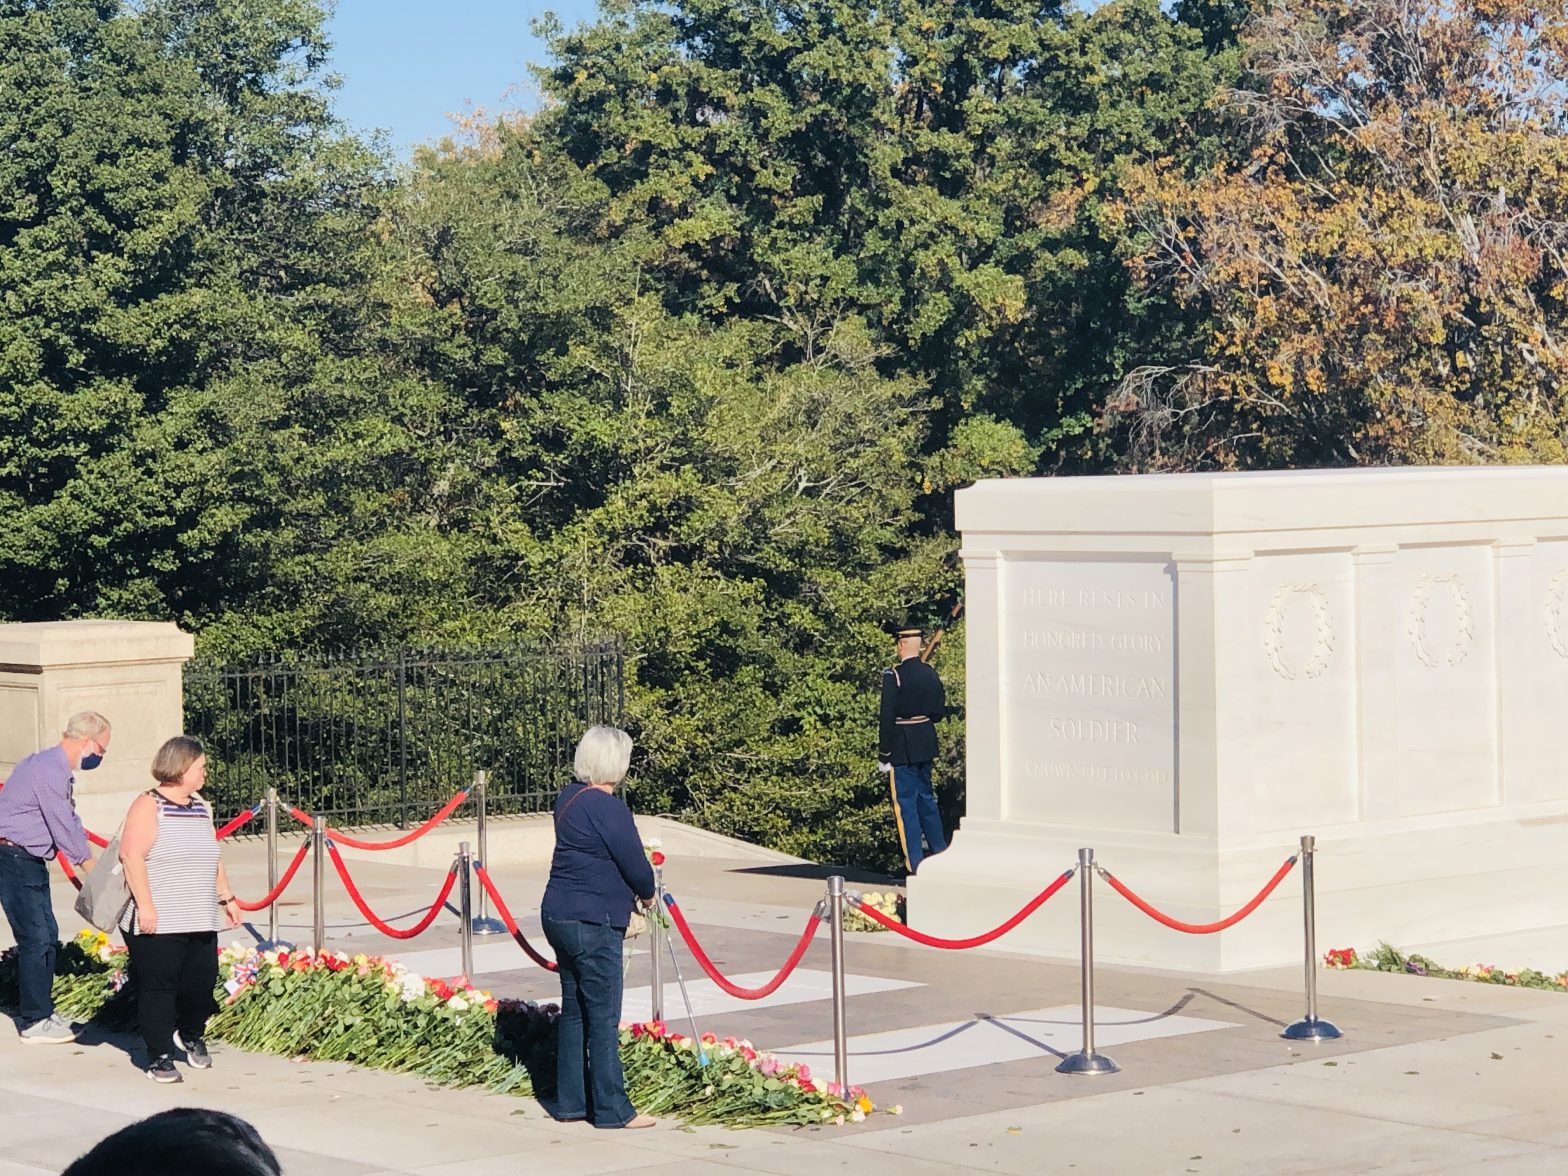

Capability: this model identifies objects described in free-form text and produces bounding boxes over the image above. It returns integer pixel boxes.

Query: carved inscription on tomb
[1005,560,1176,829]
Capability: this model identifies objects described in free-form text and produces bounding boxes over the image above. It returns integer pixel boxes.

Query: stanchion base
[1282,1016,1342,1041]
[471,917,508,937]
[1055,1050,1120,1076]
[254,939,296,952]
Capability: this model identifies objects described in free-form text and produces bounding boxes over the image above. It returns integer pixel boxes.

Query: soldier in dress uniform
[878,623,955,874]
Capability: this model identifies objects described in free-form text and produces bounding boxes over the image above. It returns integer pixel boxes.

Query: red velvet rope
[235,842,313,912]
[849,868,1076,949]
[57,857,82,891]
[664,894,822,1000]
[288,790,470,850]
[1099,856,1298,935]
[473,864,559,972]
[86,830,109,849]
[326,843,457,939]
[216,808,258,839]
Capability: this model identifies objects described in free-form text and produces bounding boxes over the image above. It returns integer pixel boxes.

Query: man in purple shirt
[0,711,108,1043]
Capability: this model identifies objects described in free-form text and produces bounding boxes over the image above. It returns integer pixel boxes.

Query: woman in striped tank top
[119,736,242,1083]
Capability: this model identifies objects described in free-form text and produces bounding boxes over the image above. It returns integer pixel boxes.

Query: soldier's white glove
[878,760,893,774]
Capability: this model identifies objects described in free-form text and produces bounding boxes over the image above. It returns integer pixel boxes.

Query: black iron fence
[183,643,623,828]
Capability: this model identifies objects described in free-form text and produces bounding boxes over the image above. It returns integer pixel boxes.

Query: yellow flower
[856,1094,873,1114]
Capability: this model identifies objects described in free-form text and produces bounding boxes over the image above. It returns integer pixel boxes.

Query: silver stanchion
[1056,848,1118,1075]
[458,841,476,981]
[828,874,849,1091]
[311,817,327,952]
[650,868,665,1022]
[1283,834,1342,1041]
[471,770,504,935]
[263,787,281,948]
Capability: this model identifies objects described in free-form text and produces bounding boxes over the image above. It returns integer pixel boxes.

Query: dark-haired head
[62,1108,280,1176]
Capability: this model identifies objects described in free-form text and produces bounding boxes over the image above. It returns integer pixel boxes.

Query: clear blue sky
[325,0,599,154]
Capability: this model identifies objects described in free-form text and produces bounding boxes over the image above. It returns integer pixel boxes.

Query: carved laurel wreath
[1262,583,1335,680]
[1547,569,1568,661]
[1408,573,1474,668]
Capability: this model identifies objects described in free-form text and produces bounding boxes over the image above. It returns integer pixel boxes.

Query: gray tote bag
[73,830,132,932]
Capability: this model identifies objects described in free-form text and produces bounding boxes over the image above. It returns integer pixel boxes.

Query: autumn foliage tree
[1106,0,1568,469]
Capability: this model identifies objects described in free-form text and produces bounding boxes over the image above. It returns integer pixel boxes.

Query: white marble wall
[910,469,1568,971]
[0,621,195,833]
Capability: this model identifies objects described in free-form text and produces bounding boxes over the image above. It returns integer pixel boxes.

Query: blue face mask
[80,747,104,771]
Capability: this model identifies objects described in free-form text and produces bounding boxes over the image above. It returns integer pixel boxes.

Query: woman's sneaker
[146,1055,182,1084]
[174,1031,212,1069]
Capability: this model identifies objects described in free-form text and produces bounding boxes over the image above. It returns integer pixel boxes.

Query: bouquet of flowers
[620,1022,884,1125]
[0,929,879,1128]
[843,891,904,933]
[1353,941,1568,992]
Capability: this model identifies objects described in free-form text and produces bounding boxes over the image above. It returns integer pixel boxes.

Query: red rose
[651,851,665,867]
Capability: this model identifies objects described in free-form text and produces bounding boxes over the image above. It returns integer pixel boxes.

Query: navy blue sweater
[540,782,656,929]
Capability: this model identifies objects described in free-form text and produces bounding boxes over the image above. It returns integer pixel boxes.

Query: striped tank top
[120,792,222,935]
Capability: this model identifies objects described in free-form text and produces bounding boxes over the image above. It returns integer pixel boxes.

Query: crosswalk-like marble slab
[771,1004,1239,1085]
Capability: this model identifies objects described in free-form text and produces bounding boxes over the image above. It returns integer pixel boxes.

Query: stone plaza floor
[5,823,1568,1174]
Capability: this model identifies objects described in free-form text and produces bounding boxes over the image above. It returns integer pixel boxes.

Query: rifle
[920,597,965,663]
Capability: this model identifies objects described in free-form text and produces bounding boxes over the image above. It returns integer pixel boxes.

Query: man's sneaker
[19,1015,76,1045]
[146,1055,182,1084]
[175,1031,212,1069]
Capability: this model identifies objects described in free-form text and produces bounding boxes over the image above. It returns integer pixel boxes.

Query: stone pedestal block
[0,621,196,835]
[909,468,1568,971]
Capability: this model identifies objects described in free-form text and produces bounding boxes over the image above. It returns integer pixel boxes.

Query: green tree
[0,0,403,638]
[382,125,993,868]
[533,0,1228,467]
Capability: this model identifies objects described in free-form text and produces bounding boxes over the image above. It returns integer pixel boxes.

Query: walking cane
[662,928,711,1067]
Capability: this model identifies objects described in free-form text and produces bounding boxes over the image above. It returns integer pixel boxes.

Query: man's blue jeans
[0,845,59,1026]
[891,762,947,874]
[541,915,637,1127]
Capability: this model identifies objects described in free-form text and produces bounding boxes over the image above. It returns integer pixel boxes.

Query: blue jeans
[0,844,59,1025]
[891,762,947,874]
[541,915,636,1127]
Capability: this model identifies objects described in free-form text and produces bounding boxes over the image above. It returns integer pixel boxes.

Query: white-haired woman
[540,725,657,1129]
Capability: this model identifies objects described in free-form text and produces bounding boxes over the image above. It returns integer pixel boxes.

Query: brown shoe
[623,1114,657,1129]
